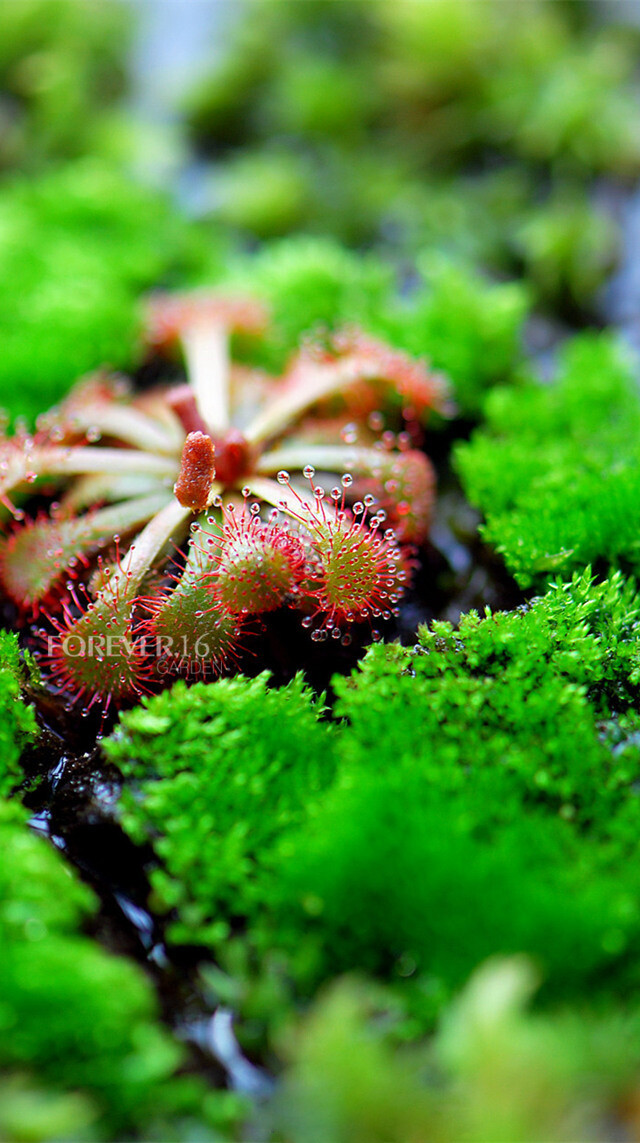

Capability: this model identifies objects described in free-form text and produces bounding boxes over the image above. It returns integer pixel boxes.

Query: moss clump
[107,570,640,1015]
[0,159,214,423]
[456,332,640,586]
[0,797,237,1140]
[226,236,392,373]
[378,254,529,417]
[0,636,239,1139]
[105,673,335,945]
[0,631,37,798]
[184,0,638,309]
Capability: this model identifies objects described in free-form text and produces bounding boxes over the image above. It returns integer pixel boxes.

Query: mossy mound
[105,570,640,1021]
[0,159,218,423]
[456,333,640,586]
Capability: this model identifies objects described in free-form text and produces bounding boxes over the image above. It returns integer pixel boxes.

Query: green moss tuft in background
[456,333,640,585]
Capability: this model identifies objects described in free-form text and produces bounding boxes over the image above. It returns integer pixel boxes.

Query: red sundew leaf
[352,450,437,545]
[289,498,410,627]
[144,292,268,353]
[43,575,149,708]
[207,507,308,616]
[0,493,169,610]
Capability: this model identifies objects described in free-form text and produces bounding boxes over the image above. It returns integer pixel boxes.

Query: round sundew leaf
[47,580,144,705]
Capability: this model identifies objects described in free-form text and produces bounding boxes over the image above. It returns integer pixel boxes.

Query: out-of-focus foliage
[0,159,220,423]
[274,961,640,1143]
[456,332,640,585]
[0,797,242,1141]
[185,0,638,311]
[0,0,129,172]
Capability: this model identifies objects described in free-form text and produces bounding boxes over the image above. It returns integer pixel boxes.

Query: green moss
[512,186,619,312]
[334,569,640,823]
[275,769,638,999]
[106,571,640,1014]
[0,0,129,172]
[185,0,639,307]
[0,160,212,423]
[456,333,640,585]
[271,570,640,995]
[225,236,392,373]
[0,631,37,798]
[0,797,234,1141]
[105,673,335,945]
[378,254,529,416]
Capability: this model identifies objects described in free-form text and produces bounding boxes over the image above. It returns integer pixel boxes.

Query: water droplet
[331,487,341,501]
[301,616,313,629]
[341,473,353,488]
[212,495,223,508]
[363,494,376,507]
[367,411,384,431]
[277,470,290,485]
[314,486,326,500]
[303,465,315,479]
[340,423,358,444]
[353,501,364,515]
[242,485,251,497]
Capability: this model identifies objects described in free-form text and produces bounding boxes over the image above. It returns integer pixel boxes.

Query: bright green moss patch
[0,796,237,1140]
[105,673,335,945]
[185,0,638,313]
[275,769,639,1000]
[0,160,210,423]
[107,571,640,1015]
[456,333,640,585]
[0,631,37,798]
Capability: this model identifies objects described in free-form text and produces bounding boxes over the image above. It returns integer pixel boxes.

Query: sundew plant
[0,282,445,709]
